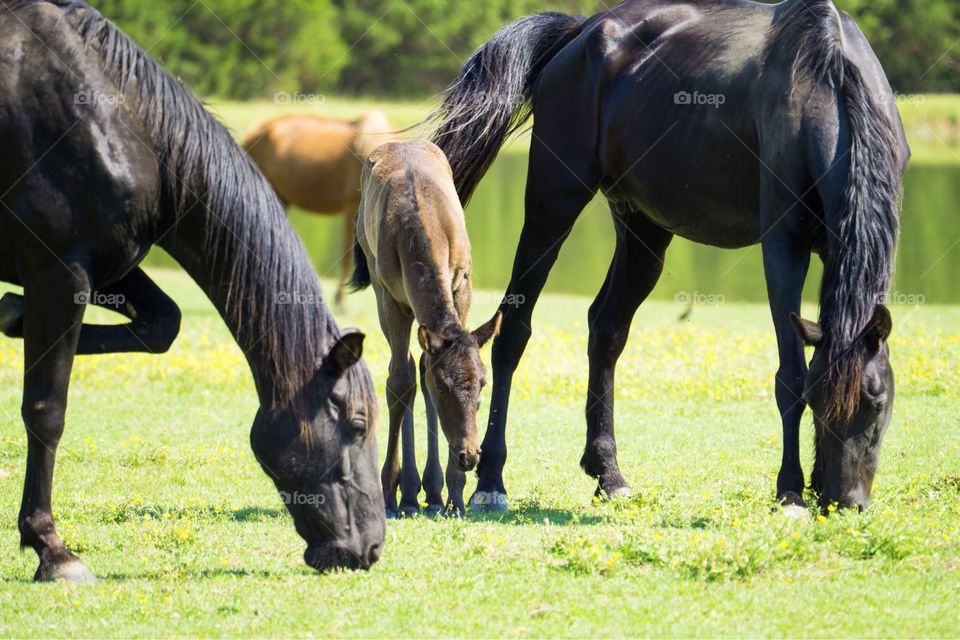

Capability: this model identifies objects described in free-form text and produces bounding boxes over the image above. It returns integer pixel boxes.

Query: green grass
[208,94,960,164]
[1,270,959,637]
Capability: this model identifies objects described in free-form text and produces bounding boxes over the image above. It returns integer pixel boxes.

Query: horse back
[0,2,160,281]
[243,115,362,213]
[357,141,469,317]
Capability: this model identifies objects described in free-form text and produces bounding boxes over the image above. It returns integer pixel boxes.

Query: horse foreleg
[1,268,181,355]
[583,209,672,499]
[419,352,444,515]
[762,231,812,507]
[472,133,598,512]
[18,262,96,583]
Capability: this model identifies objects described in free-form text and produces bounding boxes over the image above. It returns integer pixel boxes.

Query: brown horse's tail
[352,111,396,159]
[426,12,586,204]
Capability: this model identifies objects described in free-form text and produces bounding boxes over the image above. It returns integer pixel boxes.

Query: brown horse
[351,141,502,517]
[243,111,395,306]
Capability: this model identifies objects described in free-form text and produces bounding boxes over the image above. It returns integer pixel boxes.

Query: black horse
[0,0,383,582]
[430,0,908,512]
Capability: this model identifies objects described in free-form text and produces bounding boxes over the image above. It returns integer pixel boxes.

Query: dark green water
[146,157,958,303]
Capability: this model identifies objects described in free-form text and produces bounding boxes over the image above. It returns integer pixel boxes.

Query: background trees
[93,0,960,99]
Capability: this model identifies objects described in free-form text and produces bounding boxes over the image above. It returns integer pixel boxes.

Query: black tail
[349,239,371,291]
[777,0,907,421]
[427,12,586,203]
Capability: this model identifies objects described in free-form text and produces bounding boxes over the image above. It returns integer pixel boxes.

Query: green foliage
[837,0,960,93]
[81,1,960,99]
[95,0,346,99]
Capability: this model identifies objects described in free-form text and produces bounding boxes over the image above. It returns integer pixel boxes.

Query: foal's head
[419,312,502,471]
[791,305,895,512]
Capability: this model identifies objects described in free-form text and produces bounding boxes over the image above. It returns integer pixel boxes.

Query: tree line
[95,0,959,99]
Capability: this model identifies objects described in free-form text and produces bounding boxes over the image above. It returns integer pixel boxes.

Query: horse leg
[18,262,96,583]
[1,268,181,354]
[583,209,672,499]
[377,294,420,518]
[445,449,467,517]
[419,353,444,515]
[471,130,599,512]
[335,205,356,311]
[762,230,812,507]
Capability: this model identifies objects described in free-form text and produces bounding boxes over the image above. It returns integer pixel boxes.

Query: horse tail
[352,111,396,159]
[426,12,586,203]
[349,234,371,291]
[778,0,907,421]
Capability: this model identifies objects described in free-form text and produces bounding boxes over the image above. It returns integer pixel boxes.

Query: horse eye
[349,417,366,433]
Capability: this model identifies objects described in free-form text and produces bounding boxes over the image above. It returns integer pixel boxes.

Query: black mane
[13,0,342,407]
[772,0,902,422]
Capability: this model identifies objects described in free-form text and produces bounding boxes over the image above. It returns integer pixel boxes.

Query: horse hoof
[0,293,24,334]
[469,491,509,513]
[779,491,806,508]
[399,506,420,518]
[423,505,444,517]
[36,558,97,584]
[781,505,809,520]
[386,509,399,519]
[595,485,632,502]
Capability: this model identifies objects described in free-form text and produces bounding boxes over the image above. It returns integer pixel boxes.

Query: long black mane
[11,0,342,407]
[772,0,903,422]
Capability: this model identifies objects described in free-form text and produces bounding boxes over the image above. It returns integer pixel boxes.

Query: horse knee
[140,303,181,353]
[774,365,806,414]
[21,399,66,446]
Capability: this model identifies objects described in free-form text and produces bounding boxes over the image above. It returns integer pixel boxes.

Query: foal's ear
[472,311,503,348]
[790,313,823,347]
[867,304,893,349]
[418,326,445,355]
[323,331,365,377]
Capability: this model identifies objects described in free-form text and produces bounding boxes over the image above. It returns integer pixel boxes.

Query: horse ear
[323,331,365,377]
[418,326,444,354]
[790,313,823,347]
[472,311,503,348]
[868,304,893,348]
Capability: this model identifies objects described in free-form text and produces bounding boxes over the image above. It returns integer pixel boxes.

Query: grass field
[1,270,959,637]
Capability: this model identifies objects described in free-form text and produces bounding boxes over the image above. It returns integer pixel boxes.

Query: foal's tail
[779,0,908,421]
[426,12,586,203]
[349,237,371,291]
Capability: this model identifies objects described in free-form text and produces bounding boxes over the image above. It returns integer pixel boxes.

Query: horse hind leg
[18,261,96,583]
[582,207,672,499]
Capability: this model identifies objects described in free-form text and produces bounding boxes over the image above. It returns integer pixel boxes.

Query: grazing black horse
[430,0,908,512]
[0,0,384,582]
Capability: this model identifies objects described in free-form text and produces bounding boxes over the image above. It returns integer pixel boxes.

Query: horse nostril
[366,543,382,566]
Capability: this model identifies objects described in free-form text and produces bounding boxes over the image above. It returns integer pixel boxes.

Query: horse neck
[160,198,331,407]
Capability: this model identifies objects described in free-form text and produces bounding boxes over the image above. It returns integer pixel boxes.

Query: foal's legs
[18,261,96,582]
[1,267,181,354]
[377,292,421,517]
[582,209,673,498]
[419,353,445,515]
[472,128,599,511]
[762,228,812,506]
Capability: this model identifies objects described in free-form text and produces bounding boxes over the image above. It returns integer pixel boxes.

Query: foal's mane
[11,0,343,407]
